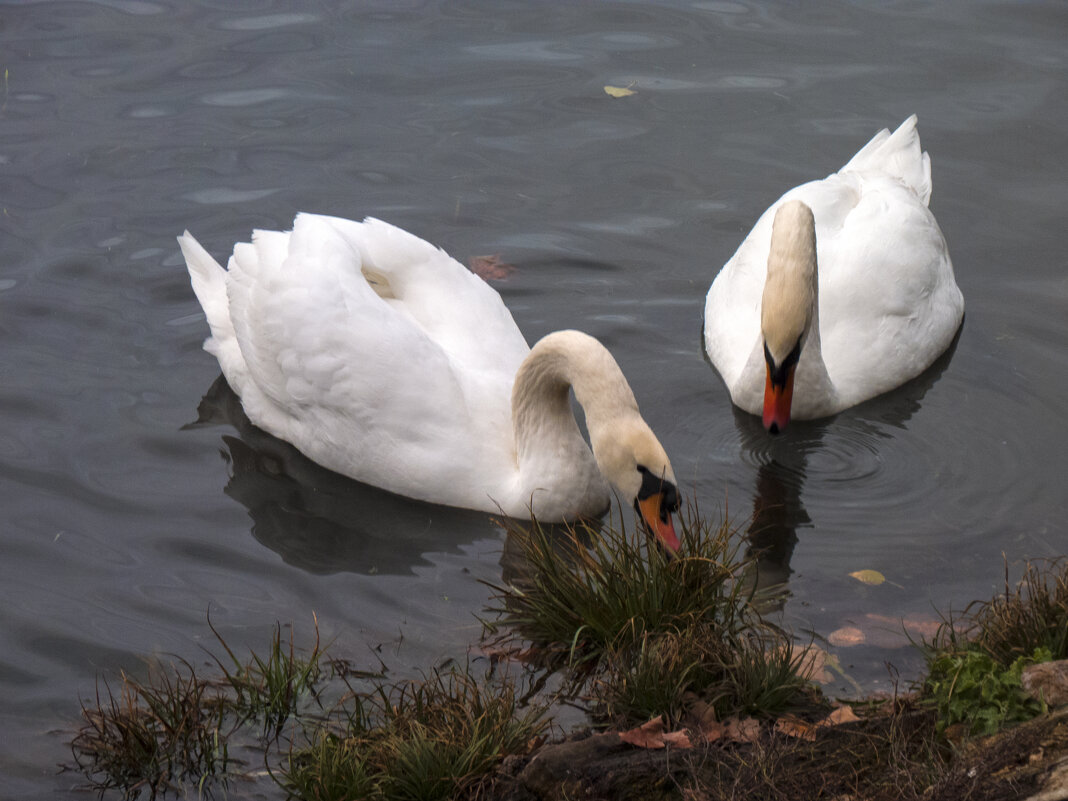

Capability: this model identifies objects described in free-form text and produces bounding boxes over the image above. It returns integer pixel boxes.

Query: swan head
[760,200,817,434]
[591,419,681,554]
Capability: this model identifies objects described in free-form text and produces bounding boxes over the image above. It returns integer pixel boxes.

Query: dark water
[1,1,1066,796]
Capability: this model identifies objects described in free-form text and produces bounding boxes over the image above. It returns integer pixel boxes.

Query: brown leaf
[661,729,694,749]
[898,613,942,640]
[619,716,668,749]
[723,717,761,744]
[469,254,516,281]
[774,714,817,741]
[697,720,725,743]
[794,645,834,684]
[827,626,866,647]
[822,705,860,727]
[618,715,693,750]
[685,695,718,728]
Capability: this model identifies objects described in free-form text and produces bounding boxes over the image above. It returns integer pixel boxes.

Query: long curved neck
[510,331,631,517]
[762,201,835,402]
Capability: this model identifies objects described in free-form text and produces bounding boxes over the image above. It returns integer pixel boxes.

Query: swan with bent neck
[704,115,964,432]
[179,215,680,551]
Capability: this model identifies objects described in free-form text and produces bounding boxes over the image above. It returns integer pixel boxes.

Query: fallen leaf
[775,714,817,741]
[697,719,725,743]
[850,569,886,586]
[618,715,693,749]
[604,84,636,98]
[774,705,859,742]
[822,705,860,726]
[684,694,718,728]
[683,695,724,742]
[619,716,667,749]
[794,645,834,684]
[901,615,942,639]
[469,254,516,281]
[861,612,942,646]
[827,626,866,647]
[723,717,761,744]
[661,729,694,749]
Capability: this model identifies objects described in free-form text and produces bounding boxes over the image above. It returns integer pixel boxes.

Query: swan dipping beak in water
[179,214,681,552]
[704,115,965,433]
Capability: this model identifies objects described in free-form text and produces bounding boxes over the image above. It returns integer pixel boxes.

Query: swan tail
[840,114,932,206]
[178,231,240,364]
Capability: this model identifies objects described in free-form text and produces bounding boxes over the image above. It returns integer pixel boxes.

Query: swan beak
[763,362,795,434]
[637,494,681,555]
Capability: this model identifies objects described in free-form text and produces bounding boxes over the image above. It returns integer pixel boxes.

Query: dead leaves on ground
[618,703,862,752]
[774,705,861,742]
[619,715,694,750]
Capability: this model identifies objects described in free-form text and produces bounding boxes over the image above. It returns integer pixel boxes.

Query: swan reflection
[733,330,960,605]
[190,376,502,576]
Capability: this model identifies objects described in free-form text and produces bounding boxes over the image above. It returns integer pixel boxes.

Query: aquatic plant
[958,558,1068,664]
[70,660,232,800]
[484,502,815,725]
[207,615,324,739]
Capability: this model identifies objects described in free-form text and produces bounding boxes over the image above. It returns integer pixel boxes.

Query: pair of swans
[179,115,963,541]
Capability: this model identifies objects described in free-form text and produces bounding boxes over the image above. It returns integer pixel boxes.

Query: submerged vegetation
[70,659,231,800]
[68,516,1068,801]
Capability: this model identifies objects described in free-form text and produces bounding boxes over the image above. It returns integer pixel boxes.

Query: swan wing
[181,215,529,509]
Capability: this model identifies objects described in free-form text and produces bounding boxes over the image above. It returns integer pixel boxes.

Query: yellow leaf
[604,84,636,98]
[849,569,886,585]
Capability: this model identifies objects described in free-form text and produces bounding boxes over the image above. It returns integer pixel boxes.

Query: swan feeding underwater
[703,115,964,433]
[180,214,680,551]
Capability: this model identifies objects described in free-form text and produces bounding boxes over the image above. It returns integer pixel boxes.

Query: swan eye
[636,465,680,517]
[764,337,802,388]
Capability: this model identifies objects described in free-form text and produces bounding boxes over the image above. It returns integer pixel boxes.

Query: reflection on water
[192,376,501,576]
[735,333,960,611]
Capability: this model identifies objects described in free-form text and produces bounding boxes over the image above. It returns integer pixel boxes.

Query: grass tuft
[485,501,814,726]
[921,558,1067,736]
[207,614,324,739]
[282,665,549,801]
[945,558,1068,664]
[70,660,232,800]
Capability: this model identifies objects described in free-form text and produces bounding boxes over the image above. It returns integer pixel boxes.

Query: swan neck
[762,200,822,364]
[512,332,639,458]
[510,331,640,515]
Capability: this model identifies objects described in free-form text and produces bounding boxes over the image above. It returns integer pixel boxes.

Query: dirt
[487,706,1068,801]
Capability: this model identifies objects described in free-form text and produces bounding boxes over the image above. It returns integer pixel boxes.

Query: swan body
[179,214,679,548]
[703,115,964,431]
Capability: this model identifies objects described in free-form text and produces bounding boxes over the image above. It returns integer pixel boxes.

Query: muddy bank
[489,706,1068,801]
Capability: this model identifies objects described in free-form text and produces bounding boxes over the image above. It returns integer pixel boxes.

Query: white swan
[179,214,680,551]
[703,115,964,433]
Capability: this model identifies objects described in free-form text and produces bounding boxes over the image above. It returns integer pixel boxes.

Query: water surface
[1,1,1066,796]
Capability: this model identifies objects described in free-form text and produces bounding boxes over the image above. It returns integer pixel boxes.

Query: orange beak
[763,362,795,434]
[637,493,680,554]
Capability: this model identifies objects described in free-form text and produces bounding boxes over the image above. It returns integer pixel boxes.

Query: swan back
[840,113,931,205]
